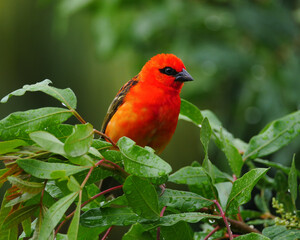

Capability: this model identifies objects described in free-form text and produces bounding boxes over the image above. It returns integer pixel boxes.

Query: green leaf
[123,175,160,219]
[161,221,193,240]
[201,110,248,153]
[254,158,300,177]
[64,123,94,157]
[0,139,28,154]
[262,225,300,239]
[179,98,203,126]
[101,195,128,208]
[118,137,172,178]
[80,207,139,228]
[56,233,68,240]
[142,212,221,229]
[234,233,270,240]
[29,131,65,155]
[67,193,82,240]
[222,136,244,177]
[158,189,212,211]
[17,159,87,179]
[214,182,233,209]
[288,155,297,205]
[21,217,32,237]
[274,171,288,192]
[1,79,77,109]
[67,176,81,192]
[92,139,112,151]
[226,168,269,214]
[77,225,108,240]
[179,99,248,153]
[0,107,72,141]
[123,223,153,240]
[169,166,209,185]
[39,192,78,239]
[2,204,39,229]
[68,154,95,166]
[45,124,74,142]
[200,117,212,167]
[7,176,44,194]
[243,111,300,160]
[45,181,64,199]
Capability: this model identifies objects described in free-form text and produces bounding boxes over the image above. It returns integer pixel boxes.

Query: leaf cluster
[0,81,299,239]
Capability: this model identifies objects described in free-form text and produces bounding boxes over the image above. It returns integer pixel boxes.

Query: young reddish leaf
[2,204,39,229]
[7,176,44,194]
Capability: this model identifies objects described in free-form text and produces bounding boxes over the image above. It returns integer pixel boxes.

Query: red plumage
[101,54,193,154]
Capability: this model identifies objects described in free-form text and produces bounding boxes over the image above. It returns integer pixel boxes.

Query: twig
[204,225,221,240]
[157,206,167,240]
[228,218,260,234]
[81,185,123,208]
[101,226,113,240]
[213,200,233,240]
[55,184,123,235]
[71,110,87,124]
[93,129,118,149]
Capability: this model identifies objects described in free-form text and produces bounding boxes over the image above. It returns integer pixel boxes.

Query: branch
[213,200,233,240]
[228,218,261,234]
[93,129,118,149]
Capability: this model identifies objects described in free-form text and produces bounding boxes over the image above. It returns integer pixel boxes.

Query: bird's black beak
[175,68,194,82]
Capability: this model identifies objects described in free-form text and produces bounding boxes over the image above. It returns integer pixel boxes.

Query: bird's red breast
[101,53,193,154]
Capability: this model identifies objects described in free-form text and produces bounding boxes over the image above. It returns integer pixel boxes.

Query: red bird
[101,53,193,154]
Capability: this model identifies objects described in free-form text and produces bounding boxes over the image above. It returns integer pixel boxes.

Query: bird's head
[139,53,193,91]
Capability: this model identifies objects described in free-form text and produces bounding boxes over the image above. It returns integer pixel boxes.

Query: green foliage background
[0,1,299,175]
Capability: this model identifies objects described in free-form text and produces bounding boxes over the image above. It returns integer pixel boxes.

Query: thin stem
[80,166,94,189]
[71,110,87,124]
[101,226,113,240]
[160,206,167,217]
[204,225,221,240]
[157,206,167,240]
[93,129,118,149]
[227,218,260,234]
[81,185,123,208]
[213,199,233,240]
[55,185,123,235]
[101,159,129,178]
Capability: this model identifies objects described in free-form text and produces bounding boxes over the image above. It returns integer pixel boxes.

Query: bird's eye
[159,67,178,76]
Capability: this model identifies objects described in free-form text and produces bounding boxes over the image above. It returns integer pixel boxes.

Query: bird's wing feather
[101,75,139,133]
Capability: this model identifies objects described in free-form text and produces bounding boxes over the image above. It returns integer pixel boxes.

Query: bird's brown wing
[101,75,139,134]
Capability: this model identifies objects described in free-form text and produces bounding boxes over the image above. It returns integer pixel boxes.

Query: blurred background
[1,0,300,172]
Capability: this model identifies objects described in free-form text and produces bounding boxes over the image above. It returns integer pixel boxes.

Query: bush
[0,80,299,239]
